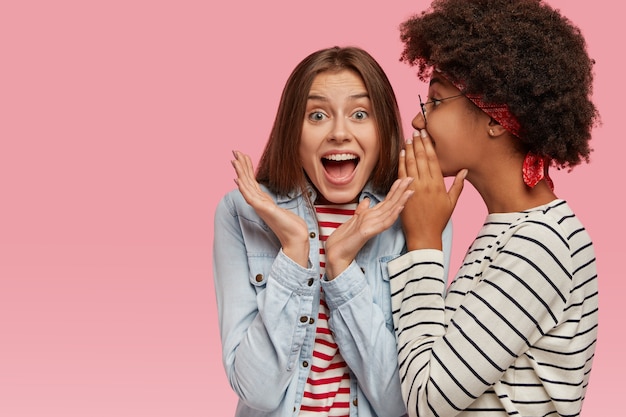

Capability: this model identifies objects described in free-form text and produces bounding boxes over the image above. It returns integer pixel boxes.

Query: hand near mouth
[399,130,466,251]
[231,150,310,267]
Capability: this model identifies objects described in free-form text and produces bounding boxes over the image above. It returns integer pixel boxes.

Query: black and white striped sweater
[389,199,598,417]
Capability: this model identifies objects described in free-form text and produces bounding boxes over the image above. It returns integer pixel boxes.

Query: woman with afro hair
[388,0,599,416]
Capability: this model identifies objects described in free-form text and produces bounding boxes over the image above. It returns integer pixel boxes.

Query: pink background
[1,1,621,415]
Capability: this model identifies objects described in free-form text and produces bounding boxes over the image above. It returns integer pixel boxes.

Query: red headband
[446,75,553,190]
[448,78,521,137]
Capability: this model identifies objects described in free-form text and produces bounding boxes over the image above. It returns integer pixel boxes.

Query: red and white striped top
[299,204,356,417]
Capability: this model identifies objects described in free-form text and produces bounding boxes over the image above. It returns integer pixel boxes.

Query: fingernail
[406,136,413,145]
[420,129,428,139]
[400,149,406,157]
[413,130,420,137]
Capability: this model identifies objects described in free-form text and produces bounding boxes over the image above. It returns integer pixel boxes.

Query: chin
[318,190,360,205]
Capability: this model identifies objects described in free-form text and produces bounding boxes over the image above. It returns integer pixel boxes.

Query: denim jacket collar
[272,182,386,206]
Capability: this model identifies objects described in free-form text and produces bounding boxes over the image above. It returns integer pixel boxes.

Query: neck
[468,157,557,213]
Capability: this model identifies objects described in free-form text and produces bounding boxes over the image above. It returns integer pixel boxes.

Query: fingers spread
[231,150,265,206]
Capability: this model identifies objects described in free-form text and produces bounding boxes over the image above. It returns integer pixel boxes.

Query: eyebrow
[307,92,370,101]
[429,77,443,87]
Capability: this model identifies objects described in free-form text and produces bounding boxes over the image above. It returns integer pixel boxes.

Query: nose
[412,112,426,130]
[328,117,351,142]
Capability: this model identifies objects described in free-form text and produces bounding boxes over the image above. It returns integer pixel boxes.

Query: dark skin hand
[398,129,467,251]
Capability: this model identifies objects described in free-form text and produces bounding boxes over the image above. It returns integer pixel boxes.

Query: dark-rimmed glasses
[418,93,465,124]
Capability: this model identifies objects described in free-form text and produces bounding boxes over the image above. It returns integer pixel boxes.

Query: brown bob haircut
[256,46,404,197]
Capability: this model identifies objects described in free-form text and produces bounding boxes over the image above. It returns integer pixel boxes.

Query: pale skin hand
[399,129,467,251]
[231,150,310,267]
[324,176,415,280]
[232,150,415,277]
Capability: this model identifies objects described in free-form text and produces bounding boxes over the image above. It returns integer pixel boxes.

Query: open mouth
[322,153,359,180]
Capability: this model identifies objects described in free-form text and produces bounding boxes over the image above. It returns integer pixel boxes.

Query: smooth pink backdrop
[1,1,621,416]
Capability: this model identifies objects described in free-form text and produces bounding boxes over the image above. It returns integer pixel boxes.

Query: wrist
[324,253,351,281]
[406,235,442,251]
[282,240,310,268]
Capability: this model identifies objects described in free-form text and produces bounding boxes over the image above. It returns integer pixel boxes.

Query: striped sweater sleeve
[389,218,575,417]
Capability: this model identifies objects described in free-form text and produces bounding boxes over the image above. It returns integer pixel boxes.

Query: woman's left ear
[487,118,507,137]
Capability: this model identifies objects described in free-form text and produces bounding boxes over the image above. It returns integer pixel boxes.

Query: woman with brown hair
[214,46,452,416]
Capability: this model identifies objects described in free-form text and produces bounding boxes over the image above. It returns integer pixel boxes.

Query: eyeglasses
[418,93,465,124]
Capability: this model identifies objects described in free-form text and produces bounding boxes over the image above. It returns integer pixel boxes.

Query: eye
[308,111,327,122]
[430,97,443,107]
[352,110,369,120]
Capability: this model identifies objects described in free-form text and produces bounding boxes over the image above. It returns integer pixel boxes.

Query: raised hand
[231,150,310,267]
[399,129,466,251]
[324,177,415,279]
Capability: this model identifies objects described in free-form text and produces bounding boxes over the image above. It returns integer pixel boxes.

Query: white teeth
[323,153,357,161]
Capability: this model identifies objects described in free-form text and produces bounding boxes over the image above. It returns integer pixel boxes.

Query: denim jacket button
[299,316,308,323]
[255,274,263,282]
[309,232,316,239]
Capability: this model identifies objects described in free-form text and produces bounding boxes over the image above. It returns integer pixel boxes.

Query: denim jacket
[213,182,452,416]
